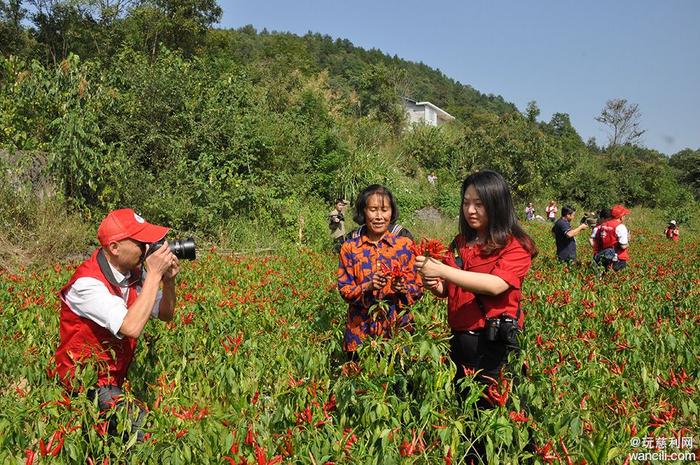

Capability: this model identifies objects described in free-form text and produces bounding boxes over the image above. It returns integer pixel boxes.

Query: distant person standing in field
[664,220,679,242]
[427,172,438,186]
[525,202,535,221]
[552,205,589,262]
[337,185,422,360]
[545,200,558,222]
[593,204,631,271]
[329,198,349,252]
[415,170,537,406]
[51,209,180,441]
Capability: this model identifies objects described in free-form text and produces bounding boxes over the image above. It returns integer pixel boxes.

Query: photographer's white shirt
[63,261,162,339]
[616,223,629,246]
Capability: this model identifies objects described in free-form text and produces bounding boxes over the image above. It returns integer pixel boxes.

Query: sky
[216,0,700,156]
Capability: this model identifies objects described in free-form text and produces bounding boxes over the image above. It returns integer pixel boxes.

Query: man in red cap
[593,204,630,271]
[52,208,180,440]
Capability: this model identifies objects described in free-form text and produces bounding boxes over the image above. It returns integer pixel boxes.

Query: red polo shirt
[445,235,531,332]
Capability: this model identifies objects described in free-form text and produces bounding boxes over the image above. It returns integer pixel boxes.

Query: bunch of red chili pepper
[410,238,449,261]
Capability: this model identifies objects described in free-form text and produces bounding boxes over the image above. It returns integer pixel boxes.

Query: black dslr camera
[580,212,597,227]
[146,237,196,260]
[484,316,520,346]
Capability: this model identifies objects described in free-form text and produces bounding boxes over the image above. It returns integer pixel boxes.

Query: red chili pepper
[410,238,449,260]
[444,447,452,465]
[181,311,195,325]
[509,410,530,423]
[580,394,590,409]
[95,420,109,437]
[400,438,413,457]
[559,438,574,465]
[255,446,266,465]
[245,424,256,446]
[24,449,35,465]
[535,440,558,463]
[229,429,239,454]
[481,374,510,407]
[323,394,337,417]
[49,430,65,457]
[221,333,244,354]
[344,431,358,452]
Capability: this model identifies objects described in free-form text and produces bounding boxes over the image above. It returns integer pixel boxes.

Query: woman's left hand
[415,256,444,279]
[390,277,406,294]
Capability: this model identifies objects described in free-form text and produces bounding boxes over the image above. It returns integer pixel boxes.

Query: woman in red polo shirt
[416,170,537,404]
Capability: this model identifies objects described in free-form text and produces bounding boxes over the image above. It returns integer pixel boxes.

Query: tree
[124,0,222,57]
[595,98,645,148]
[0,0,33,56]
[357,63,406,135]
[30,1,88,64]
[669,148,700,200]
[546,112,585,154]
[586,137,600,154]
[1,0,25,26]
[524,100,540,123]
[29,0,130,63]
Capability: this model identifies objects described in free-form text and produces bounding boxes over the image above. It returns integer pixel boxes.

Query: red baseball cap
[97,209,169,246]
[611,204,631,219]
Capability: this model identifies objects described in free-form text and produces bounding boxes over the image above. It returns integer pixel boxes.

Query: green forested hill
[206,27,518,120]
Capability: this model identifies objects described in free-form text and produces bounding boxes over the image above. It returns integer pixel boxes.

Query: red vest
[665,227,678,241]
[52,249,139,390]
[597,219,630,261]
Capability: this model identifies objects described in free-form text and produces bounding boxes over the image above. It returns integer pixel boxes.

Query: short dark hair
[458,170,537,257]
[353,185,398,225]
[598,208,611,220]
[561,205,576,217]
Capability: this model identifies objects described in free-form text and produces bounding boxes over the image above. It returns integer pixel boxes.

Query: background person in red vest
[593,204,630,271]
[589,208,612,259]
[52,208,179,441]
[664,220,679,242]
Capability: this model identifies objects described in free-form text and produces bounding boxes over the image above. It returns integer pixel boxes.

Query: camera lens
[145,238,197,261]
[170,237,196,260]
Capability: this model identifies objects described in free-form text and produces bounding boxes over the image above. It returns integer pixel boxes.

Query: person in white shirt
[53,208,179,441]
[545,200,558,222]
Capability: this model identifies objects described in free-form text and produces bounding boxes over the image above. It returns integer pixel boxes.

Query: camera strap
[97,249,142,289]
[449,238,522,322]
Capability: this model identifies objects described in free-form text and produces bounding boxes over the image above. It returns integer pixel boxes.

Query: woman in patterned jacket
[337,185,422,360]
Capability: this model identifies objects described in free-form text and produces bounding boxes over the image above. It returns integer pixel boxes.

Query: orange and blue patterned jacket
[338,231,422,352]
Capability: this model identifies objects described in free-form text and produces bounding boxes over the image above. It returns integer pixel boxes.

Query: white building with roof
[401,97,455,127]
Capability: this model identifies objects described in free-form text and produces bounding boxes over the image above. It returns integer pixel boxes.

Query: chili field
[1,219,698,464]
